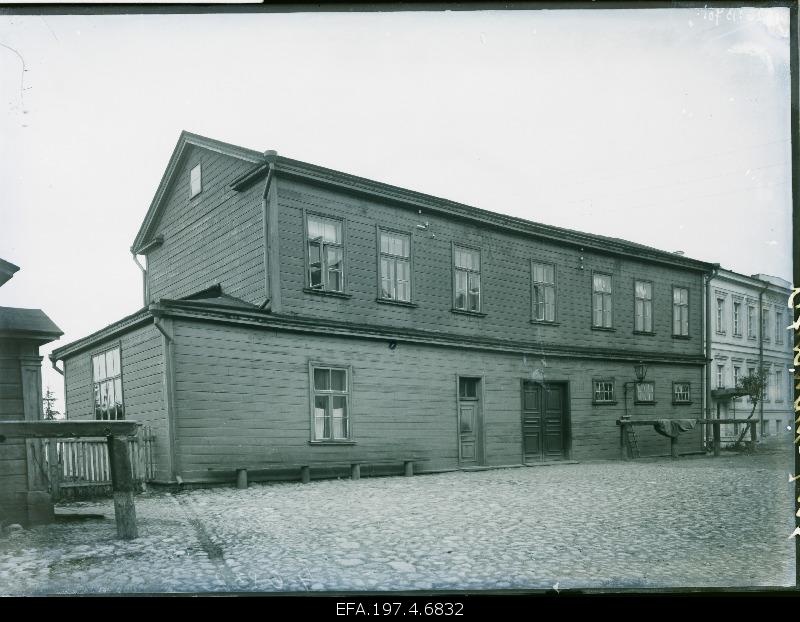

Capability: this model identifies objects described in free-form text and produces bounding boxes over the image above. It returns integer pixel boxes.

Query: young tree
[42,387,61,420]
[734,367,767,445]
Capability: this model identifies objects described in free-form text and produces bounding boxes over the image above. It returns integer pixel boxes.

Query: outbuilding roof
[0,306,63,343]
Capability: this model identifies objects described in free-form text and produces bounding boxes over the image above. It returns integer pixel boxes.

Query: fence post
[46,439,61,501]
[713,421,721,457]
[107,435,138,540]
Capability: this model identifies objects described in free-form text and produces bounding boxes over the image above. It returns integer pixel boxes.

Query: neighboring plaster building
[708,269,793,441]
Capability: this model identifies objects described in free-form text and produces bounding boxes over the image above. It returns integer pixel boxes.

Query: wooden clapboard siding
[170,318,703,481]
[274,177,704,357]
[0,340,30,524]
[145,146,265,305]
[62,324,171,482]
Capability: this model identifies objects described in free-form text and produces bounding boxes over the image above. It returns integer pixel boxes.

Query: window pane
[331,369,346,392]
[314,368,330,391]
[455,247,479,271]
[93,384,101,419]
[543,264,554,283]
[308,242,322,287]
[106,350,117,378]
[468,273,480,311]
[96,354,107,381]
[593,274,610,293]
[332,396,348,439]
[92,355,102,382]
[100,382,109,419]
[314,395,329,440]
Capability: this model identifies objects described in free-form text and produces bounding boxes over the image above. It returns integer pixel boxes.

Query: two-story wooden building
[50,132,716,485]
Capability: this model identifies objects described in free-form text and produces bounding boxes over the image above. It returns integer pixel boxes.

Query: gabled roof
[132,131,718,273]
[0,306,63,343]
[130,131,264,254]
[0,258,20,288]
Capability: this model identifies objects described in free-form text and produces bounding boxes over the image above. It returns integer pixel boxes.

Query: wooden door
[457,377,482,466]
[522,381,567,462]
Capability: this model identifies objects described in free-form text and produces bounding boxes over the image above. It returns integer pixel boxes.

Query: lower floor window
[311,365,350,441]
[634,381,654,403]
[673,383,691,404]
[593,380,615,403]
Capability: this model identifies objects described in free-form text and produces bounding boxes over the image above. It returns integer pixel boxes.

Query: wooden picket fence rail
[43,425,155,500]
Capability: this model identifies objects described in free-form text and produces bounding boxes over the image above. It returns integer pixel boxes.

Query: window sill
[672,401,693,406]
[451,308,487,318]
[303,288,352,299]
[530,320,560,326]
[633,330,655,336]
[732,333,743,338]
[634,401,657,406]
[308,440,357,446]
[591,326,615,332]
[376,298,418,308]
[592,401,618,406]
[671,334,691,340]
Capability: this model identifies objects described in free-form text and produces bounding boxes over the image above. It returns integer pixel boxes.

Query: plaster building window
[716,297,725,334]
[311,365,350,441]
[307,215,344,293]
[747,305,757,339]
[673,383,691,404]
[732,301,741,336]
[593,380,615,404]
[190,164,202,198]
[379,230,411,302]
[762,307,770,342]
[92,347,124,420]
[775,311,784,344]
[592,273,613,328]
[672,287,689,336]
[763,370,770,402]
[634,280,653,332]
[775,369,783,402]
[733,366,741,388]
[532,262,556,322]
[453,246,481,313]
[717,364,725,389]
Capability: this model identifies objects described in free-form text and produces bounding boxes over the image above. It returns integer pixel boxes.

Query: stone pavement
[0,438,795,594]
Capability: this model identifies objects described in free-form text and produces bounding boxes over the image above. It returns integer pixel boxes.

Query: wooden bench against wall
[208,455,430,489]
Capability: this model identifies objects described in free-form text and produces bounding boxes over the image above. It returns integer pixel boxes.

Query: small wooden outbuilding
[0,258,63,527]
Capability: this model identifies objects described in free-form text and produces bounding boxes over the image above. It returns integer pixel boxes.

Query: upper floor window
[763,368,771,401]
[775,369,783,402]
[715,297,725,334]
[593,380,615,404]
[732,301,742,336]
[190,164,202,198]
[592,273,613,328]
[453,246,481,313]
[775,311,784,344]
[716,364,725,389]
[672,287,689,336]
[92,347,124,420]
[635,381,655,404]
[733,365,741,388]
[673,382,691,404]
[747,304,756,338]
[532,262,556,322]
[762,307,770,342]
[379,231,411,302]
[311,365,350,442]
[307,215,344,293]
[634,280,653,333]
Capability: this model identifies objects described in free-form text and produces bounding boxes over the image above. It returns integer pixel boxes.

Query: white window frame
[592,379,615,404]
[673,382,691,404]
[378,229,411,303]
[306,214,345,293]
[453,245,482,313]
[92,346,124,421]
[532,261,556,323]
[592,273,613,329]
[634,280,653,333]
[634,381,655,404]
[309,363,352,442]
[190,163,202,198]
[672,287,689,337]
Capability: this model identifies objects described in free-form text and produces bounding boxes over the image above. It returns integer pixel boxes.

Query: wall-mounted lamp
[634,361,648,383]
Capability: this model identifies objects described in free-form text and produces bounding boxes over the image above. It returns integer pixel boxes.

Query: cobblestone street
[0,438,795,594]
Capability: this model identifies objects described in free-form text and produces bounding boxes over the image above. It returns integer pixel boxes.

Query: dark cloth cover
[653,419,697,439]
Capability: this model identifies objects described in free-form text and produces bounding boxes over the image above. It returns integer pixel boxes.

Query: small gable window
[190,164,202,198]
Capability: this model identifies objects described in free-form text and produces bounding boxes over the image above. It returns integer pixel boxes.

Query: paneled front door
[458,377,483,466]
[522,381,568,462]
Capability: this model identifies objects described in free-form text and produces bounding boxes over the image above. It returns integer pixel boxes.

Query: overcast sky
[0,7,792,411]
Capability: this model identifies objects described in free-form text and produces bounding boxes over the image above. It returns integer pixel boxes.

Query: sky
[0,7,792,412]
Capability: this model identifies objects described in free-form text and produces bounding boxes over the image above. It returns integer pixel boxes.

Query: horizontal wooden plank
[0,421,139,438]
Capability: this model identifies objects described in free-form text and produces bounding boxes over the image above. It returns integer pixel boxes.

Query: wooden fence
[43,425,155,500]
